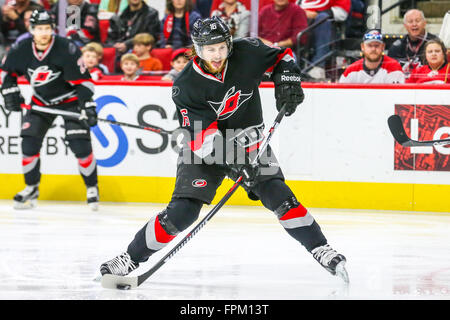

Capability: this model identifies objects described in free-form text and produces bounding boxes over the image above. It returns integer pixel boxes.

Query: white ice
[0,200,449,300]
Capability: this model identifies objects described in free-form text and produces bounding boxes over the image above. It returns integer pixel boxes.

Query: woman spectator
[211,0,250,39]
[407,39,450,84]
[160,0,201,49]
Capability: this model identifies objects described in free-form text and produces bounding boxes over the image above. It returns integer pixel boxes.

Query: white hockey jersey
[339,56,405,84]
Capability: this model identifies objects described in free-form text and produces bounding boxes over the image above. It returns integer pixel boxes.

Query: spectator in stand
[120,53,141,81]
[160,0,201,49]
[82,45,103,80]
[51,0,100,47]
[407,39,449,84]
[339,30,405,84]
[85,41,110,74]
[211,0,250,39]
[258,0,307,50]
[107,0,160,54]
[132,32,163,71]
[1,0,42,46]
[161,47,189,81]
[297,0,351,80]
[14,8,32,43]
[388,9,438,79]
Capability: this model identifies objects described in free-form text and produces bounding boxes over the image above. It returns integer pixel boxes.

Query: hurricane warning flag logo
[207,86,253,120]
[27,66,61,86]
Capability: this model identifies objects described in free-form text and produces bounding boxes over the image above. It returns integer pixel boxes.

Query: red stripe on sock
[78,153,94,168]
[22,154,40,166]
[279,203,308,221]
[154,216,176,244]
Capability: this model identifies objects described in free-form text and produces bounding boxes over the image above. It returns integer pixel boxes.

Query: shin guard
[22,153,41,186]
[275,196,327,252]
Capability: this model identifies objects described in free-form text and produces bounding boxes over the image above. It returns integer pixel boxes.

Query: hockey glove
[79,101,98,127]
[226,143,262,188]
[228,163,260,188]
[1,86,24,112]
[273,72,304,116]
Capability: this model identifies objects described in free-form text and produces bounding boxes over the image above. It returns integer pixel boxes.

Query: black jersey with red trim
[0,35,94,107]
[172,37,300,158]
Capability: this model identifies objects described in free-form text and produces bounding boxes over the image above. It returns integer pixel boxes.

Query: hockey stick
[24,105,175,135]
[388,115,450,147]
[100,106,288,290]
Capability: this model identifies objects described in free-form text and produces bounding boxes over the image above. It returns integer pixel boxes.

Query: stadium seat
[99,19,110,43]
[151,48,174,71]
[102,47,116,73]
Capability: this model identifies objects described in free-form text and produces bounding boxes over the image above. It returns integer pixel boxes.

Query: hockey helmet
[29,9,54,29]
[191,16,233,59]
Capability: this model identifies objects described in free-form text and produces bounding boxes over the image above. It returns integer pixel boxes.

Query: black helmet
[191,16,233,58]
[29,9,54,29]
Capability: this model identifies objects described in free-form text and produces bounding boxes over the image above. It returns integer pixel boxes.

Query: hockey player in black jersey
[100,16,349,282]
[0,9,100,211]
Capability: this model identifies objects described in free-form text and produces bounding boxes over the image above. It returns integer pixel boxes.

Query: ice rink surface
[0,200,449,301]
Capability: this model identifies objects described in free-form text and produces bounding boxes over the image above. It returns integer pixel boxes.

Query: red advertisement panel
[394,104,450,171]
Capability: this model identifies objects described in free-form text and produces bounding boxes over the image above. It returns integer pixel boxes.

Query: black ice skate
[13,185,39,209]
[86,185,99,211]
[311,244,349,283]
[100,252,139,276]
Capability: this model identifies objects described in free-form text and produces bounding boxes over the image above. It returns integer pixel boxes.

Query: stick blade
[388,115,411,145]
[101,274,139,290]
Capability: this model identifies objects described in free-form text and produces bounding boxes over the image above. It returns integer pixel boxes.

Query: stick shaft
[27,105,174,135]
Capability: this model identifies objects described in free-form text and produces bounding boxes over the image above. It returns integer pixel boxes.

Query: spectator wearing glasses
[387,9,438,78]
[339,30,405,84]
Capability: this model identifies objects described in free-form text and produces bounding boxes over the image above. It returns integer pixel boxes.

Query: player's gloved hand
[228,163,261,188]
[79,101,97,127]
[273,72,304,116]
[1,86,24,112]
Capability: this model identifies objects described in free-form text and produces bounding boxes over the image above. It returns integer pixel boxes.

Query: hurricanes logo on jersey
[207,86,253,120]
[27,66,61,87]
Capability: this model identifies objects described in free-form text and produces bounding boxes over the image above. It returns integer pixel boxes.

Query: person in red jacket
[407,39,450,84]
[258,0,308,50]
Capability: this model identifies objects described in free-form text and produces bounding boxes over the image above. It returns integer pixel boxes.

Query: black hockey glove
[228,163,261,188]
[79,101,98,127]
[273,72,305,116]
[1,86,24,112]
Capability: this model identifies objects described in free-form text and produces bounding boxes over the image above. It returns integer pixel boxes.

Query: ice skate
[87,185,99,211]
[100,252,139,276]
[311,244,349,283]
[13,185,39,209]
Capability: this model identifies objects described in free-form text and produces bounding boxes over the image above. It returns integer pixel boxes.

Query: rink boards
[0,82,449,212]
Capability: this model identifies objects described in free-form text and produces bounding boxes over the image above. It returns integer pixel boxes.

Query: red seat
[102,47,116,73]
[151,48,173,71]
[99,19,110,44]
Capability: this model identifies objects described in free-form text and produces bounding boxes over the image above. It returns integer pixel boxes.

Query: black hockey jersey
[0,35,94,107]
[172,38,300,158]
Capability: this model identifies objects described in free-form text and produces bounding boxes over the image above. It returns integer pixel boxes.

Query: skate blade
[335,261,350,284]
[89,202,99,211]
[13,199,37,210]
